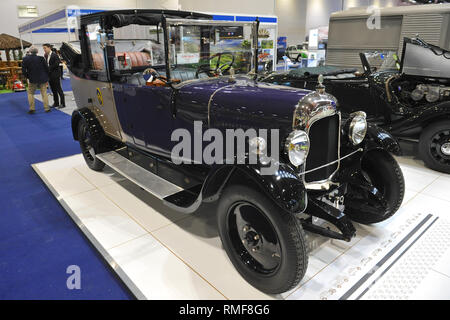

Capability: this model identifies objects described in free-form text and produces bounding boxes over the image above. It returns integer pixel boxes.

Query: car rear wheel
[419,120,450,174]
[217,184,308,294]
[78,118,105,172]
[345,150,404,224]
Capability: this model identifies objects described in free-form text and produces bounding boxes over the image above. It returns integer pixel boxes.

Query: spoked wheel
[345,150,404,224]
[78,119,105,172]
[217,185,308,294]
[419,120,450,174]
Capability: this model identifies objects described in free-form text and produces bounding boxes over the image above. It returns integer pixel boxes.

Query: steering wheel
[196,52,235,78]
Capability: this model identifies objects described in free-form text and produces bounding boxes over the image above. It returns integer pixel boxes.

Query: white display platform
[32,154,450,300]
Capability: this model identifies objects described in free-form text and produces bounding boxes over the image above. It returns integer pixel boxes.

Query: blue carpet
[0,90,133,299]
[61,78,72,92]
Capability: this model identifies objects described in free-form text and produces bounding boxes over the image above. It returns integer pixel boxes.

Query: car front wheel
[419,120,450,174]
[78,118,105,172]
[217,184,308,294]
[345,149,405,224]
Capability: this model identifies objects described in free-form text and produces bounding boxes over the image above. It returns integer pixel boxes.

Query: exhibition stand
[32,154,450,300]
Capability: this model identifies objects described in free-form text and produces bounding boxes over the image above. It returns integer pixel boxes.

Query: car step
[96,151,183,200]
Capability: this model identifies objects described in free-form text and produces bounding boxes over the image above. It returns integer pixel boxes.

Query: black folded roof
[81,9,213,29]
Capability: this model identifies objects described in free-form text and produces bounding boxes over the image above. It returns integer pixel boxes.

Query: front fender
[363,123,401,156]
[201,162,307,214]
[234,163,308,214]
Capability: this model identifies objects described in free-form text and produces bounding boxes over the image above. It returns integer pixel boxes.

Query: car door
[113,82,176,156]
[72,21,123,142]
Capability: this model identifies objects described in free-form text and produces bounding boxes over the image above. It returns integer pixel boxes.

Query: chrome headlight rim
[348,111,367,146]
[285,130,310,167]
[249,136,267,155]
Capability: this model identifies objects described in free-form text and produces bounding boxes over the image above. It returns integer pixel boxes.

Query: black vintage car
[262,38,450,174]
[61,9,404,294]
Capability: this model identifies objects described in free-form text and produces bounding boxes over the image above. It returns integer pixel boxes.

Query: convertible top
[80,9,213,29]
[285,66,358,79]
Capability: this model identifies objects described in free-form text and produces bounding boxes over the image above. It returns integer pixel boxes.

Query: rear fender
[71,108,104,142]
[389,101,450,136]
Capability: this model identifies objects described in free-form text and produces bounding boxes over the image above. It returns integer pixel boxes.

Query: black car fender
[363,123,402,156]
[338,123,400,188]
[201,162,308,215]
[388,101,450,136]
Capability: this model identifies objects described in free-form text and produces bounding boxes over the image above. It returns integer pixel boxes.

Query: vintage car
[262,38,450,174]
[61,9,404,294]
[285,44,309,62]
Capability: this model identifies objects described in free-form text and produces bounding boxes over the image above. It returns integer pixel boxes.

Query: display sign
[17,5,38,18]
[177,53,200,64]
[218,26,243,39]
[309,29,319,50]
[277,37,287,49]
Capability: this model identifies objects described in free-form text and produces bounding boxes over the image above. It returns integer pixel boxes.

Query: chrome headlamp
[348,111,367,145]
[285,130,310,167]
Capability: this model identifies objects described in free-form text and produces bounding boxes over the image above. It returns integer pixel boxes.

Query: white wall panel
[0,0,178,58]
[178,0,275,15]
[275,0,307,45]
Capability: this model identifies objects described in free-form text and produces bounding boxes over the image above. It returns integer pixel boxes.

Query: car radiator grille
[305,114,340,183]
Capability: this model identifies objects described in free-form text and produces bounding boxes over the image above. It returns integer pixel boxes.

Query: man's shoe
[51,104,59,108]
[27,110,35,114]
[45,109,51,113]
[57,105,66,109]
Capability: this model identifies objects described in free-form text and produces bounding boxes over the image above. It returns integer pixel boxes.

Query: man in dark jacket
[22,46,50,114]
[43,44,65,108]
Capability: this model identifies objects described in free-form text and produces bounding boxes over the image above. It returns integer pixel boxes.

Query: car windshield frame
[164,18,259,83]
[363,51,399,72]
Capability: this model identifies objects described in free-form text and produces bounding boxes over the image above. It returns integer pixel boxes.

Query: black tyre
[345,150,404,224]
[217,185,308,294]
[419,120,450,174]
[78,118,105,172]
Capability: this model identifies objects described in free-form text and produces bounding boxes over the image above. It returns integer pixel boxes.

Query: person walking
[22,46,50,114]
[43,44,65,109]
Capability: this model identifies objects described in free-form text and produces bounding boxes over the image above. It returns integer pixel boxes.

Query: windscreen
[364,51,399,71]
[167,20,257,82]
[113,24,166,68]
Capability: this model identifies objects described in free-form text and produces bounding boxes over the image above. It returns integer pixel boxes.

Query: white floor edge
[31,163,147,300]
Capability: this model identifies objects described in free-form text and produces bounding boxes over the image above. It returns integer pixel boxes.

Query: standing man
[43,44,65,109]
[22,46,50,114]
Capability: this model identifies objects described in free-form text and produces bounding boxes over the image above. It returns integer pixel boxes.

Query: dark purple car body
[61,9,405,295]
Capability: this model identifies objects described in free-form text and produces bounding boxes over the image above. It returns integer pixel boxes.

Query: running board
[96,151,183,200]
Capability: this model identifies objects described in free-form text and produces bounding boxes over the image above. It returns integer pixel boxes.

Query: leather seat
[170,69,209,82]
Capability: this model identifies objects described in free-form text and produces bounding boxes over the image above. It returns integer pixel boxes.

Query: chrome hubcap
[441,143,450,156]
